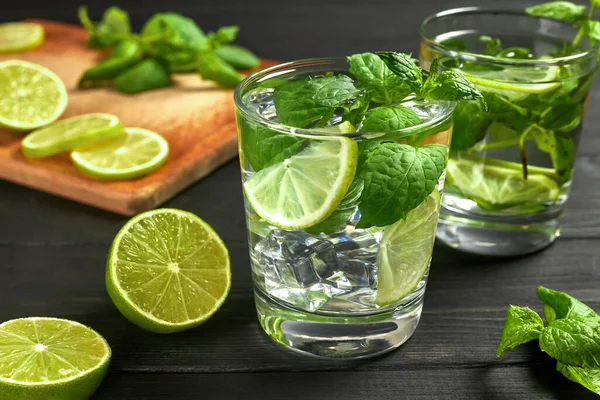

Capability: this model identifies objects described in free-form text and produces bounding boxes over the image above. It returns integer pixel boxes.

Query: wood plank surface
[0,20,272,215]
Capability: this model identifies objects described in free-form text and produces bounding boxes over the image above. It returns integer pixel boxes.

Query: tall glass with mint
[233,53,481,358]
[419,6,599,256]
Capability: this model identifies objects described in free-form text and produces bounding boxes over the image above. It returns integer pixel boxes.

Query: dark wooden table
[2,0,599,398]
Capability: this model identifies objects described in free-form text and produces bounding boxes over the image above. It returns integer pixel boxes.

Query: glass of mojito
[233,53,466,358]
[419,7,599,256]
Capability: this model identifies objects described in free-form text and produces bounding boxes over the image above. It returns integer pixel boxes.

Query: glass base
[436,206,562,256]
[254,288,423,359]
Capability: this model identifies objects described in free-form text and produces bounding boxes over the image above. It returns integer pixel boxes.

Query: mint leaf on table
[78,6,131,48]
[451,99,491,151]
[539,318,600,368]
[114,58,172,94]
[196,52,243,88]
[361,106,422,140]
[79,39,143,86]
[376,52,423,93]
[421,70,484,102]
[557,363,600,395]
[526,2,587,23]
[496,305,545,357]
[537,286,600,324]
[240,119,304,172]
[347,52,414,104]
[214,45,260,70]
[207,25,239,47]
[357,143,447,228]
[310,75,361,108]
[305,178,364,234]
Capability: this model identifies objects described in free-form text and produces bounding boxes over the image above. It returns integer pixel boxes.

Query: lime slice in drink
[244,137,358,229]
[446,158,560,208]
[0,23,44,53]
[459,65,561,95]
[0,60,67,131]
[71,127,169,181]
[0,317,111,400]
[375,189,441,306]
[22,113,123,158]
[314,121,357,134]
[107,208,231,333]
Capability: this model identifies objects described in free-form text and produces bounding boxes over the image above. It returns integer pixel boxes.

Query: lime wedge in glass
[22,113,123,158]
[0,23,44,53]
[458,64,561,95]
[244,137,358,230]
[0,60,67,131]
[107,208,231,334]
[0,317,111,400]
[375,189,441,306]
[446,158,560,209]
[71,127,169,181]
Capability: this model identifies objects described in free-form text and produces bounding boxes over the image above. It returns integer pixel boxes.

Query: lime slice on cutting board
[71,127,169,181]
[375,189,441,306]
[244,137,358,230]
[0,23,44,53]
[106,208,231,334]
[0,317,111,400]
[446,157,560,208]
[22,113,123,158]
[0,60,67,131]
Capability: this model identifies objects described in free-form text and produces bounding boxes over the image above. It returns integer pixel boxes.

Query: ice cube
[337,253,377,289]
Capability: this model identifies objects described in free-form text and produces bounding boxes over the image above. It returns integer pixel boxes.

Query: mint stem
[469,137,521,152]
[455,152,558,178]
[572,5,596,49]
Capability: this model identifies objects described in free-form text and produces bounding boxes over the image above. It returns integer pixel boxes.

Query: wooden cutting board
[0,20,274,215]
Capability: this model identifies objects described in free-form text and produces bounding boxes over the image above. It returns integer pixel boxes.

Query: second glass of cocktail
[234,53,471,358]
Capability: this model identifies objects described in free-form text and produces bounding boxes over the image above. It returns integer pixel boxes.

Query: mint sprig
[497,286,600,396]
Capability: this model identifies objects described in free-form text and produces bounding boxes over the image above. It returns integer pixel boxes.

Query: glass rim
[233,57,456,138]
[418,6,600,67]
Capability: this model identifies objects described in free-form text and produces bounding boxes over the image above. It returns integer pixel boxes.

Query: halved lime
[0,60,67,131]
[459,65,561,95]
[244,136,358,229]
[446,158,560,208]
[22,113,123,158]
[0,317,111,400]
[375,190,441,306]
[107,208,231,334]
[0,23,44,53]
[71,127,169,181]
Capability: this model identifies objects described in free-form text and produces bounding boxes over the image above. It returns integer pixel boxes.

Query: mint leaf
[479,35,502,56]
[496,305,545,357]
[196,52,243,88]
[537,286,600,323]
[526,2,587,23]
[79,6,131,48]
[273,79,334,128]
[347,53,413,104]
[207,25,239,47]
[421,70,483,102]
[305,178,364,234]
[358,143,447,227]
[79,39,142,85]
[553,135,575,182]
[540,103,583,132]
[539,318,600,368]
[451,99,491,150]
[240,119,304,171]
[310,75,361,108]
[114,58,172,94]
[361,106,422,139]
[440,37,466,51]
[342,93,371,126]
[428,57,440,78]
[214,45,259,70]
[488,122,519,142]
[557,363,600,395]
[376,52,423,93]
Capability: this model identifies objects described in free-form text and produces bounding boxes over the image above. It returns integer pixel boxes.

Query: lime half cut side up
[446,158,560,209]
[107,208,231,334]
[375,189,441,306]
[0,60,67,131]
[22,113,123,158]
[71,127,169,181]
[0,23,44,53]
[0,317,111,400]
[244,136,358,230]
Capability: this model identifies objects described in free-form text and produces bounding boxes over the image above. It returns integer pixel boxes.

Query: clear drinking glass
[419,7,598,256]
[234,58,456,359]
